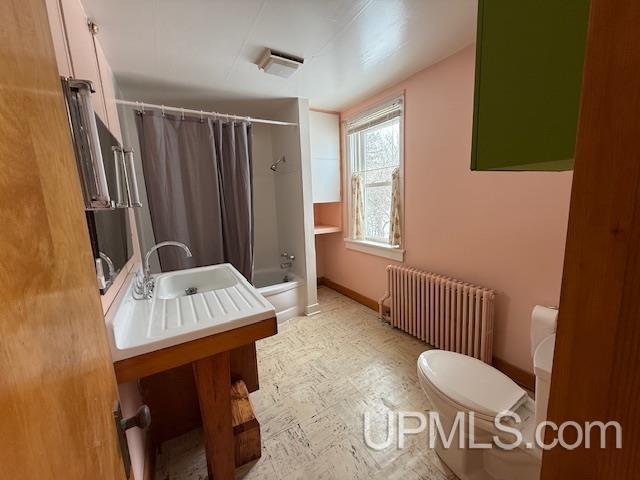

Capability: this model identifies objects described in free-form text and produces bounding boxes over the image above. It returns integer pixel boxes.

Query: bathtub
[254,269,305,323]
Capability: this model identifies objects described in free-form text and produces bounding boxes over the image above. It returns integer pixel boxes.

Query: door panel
[0,0,126,478]
[44,0,73,77]
[59,0,108,122]
[95,39,123,143]
[310,111,341,203]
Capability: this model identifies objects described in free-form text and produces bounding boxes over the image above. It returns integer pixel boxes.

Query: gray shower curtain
[135,111,254,280]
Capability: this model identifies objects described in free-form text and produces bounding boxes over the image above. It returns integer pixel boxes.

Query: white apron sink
[154,264,238,299]
[107,263,275,361]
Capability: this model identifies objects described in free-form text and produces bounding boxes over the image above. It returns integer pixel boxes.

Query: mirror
[85,115,134,293]
[86,209,132,293]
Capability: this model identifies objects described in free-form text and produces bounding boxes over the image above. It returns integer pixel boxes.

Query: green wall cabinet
[471,0,590,171]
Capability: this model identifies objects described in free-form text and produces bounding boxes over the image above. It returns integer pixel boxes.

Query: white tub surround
[254,269,305,323]
[305,302,321,316]
[297,99,320,315]
[108,263,275,361]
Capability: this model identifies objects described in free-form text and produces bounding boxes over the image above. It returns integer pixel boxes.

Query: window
[345,96,404,261]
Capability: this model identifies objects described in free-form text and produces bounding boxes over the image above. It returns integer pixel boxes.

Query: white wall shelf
[314,225,341,235]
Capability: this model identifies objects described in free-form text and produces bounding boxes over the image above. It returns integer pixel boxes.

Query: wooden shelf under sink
[114,317,276,479]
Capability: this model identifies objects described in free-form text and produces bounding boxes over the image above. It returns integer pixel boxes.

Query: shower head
[270,156,285,171]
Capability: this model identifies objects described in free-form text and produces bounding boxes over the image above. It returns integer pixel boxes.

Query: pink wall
[315,237,326,279]
[317,45,573,372]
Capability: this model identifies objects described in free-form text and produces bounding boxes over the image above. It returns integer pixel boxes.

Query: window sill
[344,238,405,261]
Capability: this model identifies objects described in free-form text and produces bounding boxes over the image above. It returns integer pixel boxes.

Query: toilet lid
[418,350,528,418]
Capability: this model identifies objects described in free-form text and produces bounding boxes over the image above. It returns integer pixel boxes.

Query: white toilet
[417,306,558,480]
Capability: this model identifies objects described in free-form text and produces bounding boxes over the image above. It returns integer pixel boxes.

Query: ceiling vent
[257,48,304,78]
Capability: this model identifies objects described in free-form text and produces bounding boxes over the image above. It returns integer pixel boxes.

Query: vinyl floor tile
[155,287,456,479]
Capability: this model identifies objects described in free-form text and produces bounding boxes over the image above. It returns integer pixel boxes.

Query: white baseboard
[305,303,321,316]
[276,305,301,323]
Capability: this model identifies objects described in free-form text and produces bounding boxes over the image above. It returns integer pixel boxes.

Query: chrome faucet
[280,252,295,270]
[134,241,192,299]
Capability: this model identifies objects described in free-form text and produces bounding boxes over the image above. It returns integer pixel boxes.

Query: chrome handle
[123,149,142,208]
[68,79,113,209]
[112,146,128,208]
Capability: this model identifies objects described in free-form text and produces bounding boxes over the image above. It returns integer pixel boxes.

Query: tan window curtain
[351,174,365,240]
[389,167,402,246]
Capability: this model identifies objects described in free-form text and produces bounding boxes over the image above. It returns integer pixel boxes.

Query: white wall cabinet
[45,0,131,296]
[95,40,122,143]
[309,111,340,203]
[44,0,73,77]
[58,0,108,123]
[45,0,122,142]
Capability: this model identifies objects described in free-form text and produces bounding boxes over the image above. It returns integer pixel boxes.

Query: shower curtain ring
[181,108,185,120]
[200,110,204,122]
[161,105,165,117]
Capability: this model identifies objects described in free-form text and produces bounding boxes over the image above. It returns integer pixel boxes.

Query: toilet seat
[417,350,528,419]
[415,308,557,480]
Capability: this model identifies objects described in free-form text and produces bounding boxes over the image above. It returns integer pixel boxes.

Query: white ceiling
[82,0,477,112]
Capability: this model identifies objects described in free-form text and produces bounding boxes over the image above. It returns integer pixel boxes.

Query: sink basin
[106,263,276,361]
[155,265,237,299]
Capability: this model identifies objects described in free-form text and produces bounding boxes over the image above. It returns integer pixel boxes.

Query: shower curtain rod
[115,99,298,126]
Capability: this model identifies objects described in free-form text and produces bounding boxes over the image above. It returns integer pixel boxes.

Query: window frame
[344,94,405,261]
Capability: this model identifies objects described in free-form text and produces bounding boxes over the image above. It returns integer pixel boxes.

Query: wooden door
[0,1,126,478]
[541,0,640,478]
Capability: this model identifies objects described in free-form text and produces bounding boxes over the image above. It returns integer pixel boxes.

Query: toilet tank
[533,333,556,426]
[530,305,558,358]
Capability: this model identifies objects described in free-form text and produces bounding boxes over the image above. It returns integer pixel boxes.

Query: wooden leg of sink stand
[193,352,234,480]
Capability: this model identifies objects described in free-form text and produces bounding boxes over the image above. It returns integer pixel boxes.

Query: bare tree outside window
[350,118,400,243]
